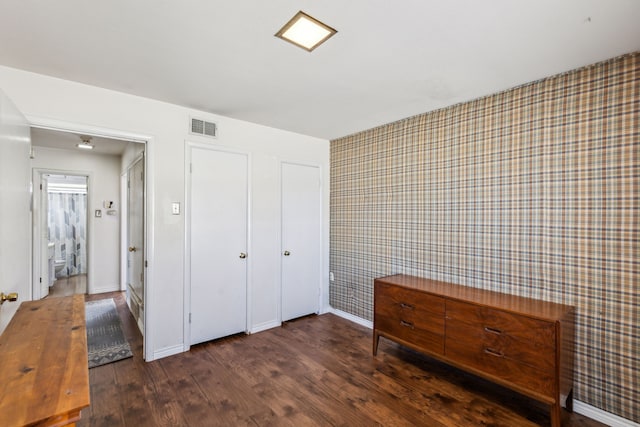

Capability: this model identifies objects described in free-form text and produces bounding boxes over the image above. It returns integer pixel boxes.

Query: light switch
[172,202,180,215]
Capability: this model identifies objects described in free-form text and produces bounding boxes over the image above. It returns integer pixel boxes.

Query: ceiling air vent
[190,117,217,138]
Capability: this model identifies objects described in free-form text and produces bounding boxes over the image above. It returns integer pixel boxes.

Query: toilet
[54,260,66,278]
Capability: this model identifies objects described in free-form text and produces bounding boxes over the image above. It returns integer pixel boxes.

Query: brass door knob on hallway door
[283,251,291,256]
[128,247,137,252]
[239,253,247,259]
[0,292,18,305]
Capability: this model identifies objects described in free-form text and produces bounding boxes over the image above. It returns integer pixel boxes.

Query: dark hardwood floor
[81,292,604,427]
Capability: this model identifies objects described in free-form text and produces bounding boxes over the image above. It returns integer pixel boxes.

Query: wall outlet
[172,202,180,215]
[329,272,335,282]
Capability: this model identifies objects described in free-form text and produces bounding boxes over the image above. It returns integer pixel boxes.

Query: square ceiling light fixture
[275,11,337,52]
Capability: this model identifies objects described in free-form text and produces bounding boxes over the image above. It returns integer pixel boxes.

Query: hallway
[47,274,87,298]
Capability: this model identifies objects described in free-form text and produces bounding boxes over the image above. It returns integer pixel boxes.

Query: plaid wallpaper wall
[330,53,639,421]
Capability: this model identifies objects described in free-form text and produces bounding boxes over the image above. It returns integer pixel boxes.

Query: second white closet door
[281,162,321,321]
[190,147,248,345]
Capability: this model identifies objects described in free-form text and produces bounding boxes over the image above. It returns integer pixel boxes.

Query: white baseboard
[327,309,638,427]
[319,304,332,315]
[250,320,281,334]
[89,285,121,294]
[152,344,184,361]
[574,400,638,427]
[329,308,373,329]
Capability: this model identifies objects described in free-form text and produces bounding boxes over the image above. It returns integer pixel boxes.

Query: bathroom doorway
[33,171,89,299]
[46,174,88,297]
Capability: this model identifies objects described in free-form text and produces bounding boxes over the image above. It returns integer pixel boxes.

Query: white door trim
[32,169,92,299]
[26,115,155,362]
[120,173,127,292]
[184,141,252,351]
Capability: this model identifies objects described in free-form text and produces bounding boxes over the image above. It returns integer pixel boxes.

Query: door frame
[32,168,92,299]
[27,115,155,361]
[278,159,324,323]
[183,141,252,350]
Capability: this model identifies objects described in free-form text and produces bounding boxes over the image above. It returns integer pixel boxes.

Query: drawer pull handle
[484,348,503,358]
[484,326,502,335]
[400,302,414,310]
[400,320,414,329]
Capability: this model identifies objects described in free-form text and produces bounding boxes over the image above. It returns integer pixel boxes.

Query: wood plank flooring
[80,292,605,427]
[48,273,87,298]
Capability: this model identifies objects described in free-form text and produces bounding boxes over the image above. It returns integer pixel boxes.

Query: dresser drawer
[375,283,445,325]
[374,283,445,354]
[376,314,444,354]
[446,317,555,374]
[445,326,555,397]
[446,300,556,353]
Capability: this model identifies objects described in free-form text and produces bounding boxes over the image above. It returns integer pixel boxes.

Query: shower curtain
[48,192,87,277]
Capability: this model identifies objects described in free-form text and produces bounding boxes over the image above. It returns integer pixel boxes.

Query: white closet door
[281,162,321,321]
[190,147,248,345]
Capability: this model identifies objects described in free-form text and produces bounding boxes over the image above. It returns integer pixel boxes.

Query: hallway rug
[85,298,133,368]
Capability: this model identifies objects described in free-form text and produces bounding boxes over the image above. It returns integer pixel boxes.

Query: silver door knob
[283,250,291,256]
[239,252,247,259]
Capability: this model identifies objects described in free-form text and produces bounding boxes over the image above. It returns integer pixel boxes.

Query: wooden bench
[0,295,90,427]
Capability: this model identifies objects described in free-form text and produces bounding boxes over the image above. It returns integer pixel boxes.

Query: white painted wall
[31,145,122,294]
[0,65,330,360]
[121,142,145,171]
[0,88,31,333]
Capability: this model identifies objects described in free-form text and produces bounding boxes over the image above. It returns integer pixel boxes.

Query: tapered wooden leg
[373,330,380,355]
[551,402,561,427]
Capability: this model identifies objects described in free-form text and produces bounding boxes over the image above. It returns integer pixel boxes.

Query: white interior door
[0,89,31,334]
[190,147,248,345]
[127,156,145,333]
[281,162,321,321]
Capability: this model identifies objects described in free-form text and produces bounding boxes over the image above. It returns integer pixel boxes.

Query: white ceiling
[1,1,639,140]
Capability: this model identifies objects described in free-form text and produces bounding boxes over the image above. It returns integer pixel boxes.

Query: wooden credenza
[373,274,575,427]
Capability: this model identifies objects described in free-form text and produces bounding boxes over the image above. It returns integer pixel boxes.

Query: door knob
[239,252,247,259]
[128,246,137,252]
[0,292,18,305]
[283,250,291,256]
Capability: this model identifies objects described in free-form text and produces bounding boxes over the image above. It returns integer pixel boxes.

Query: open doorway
[44,173,89,298]
[32,169,91,300]
[31,127,144,299]
[29,122,150,359]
